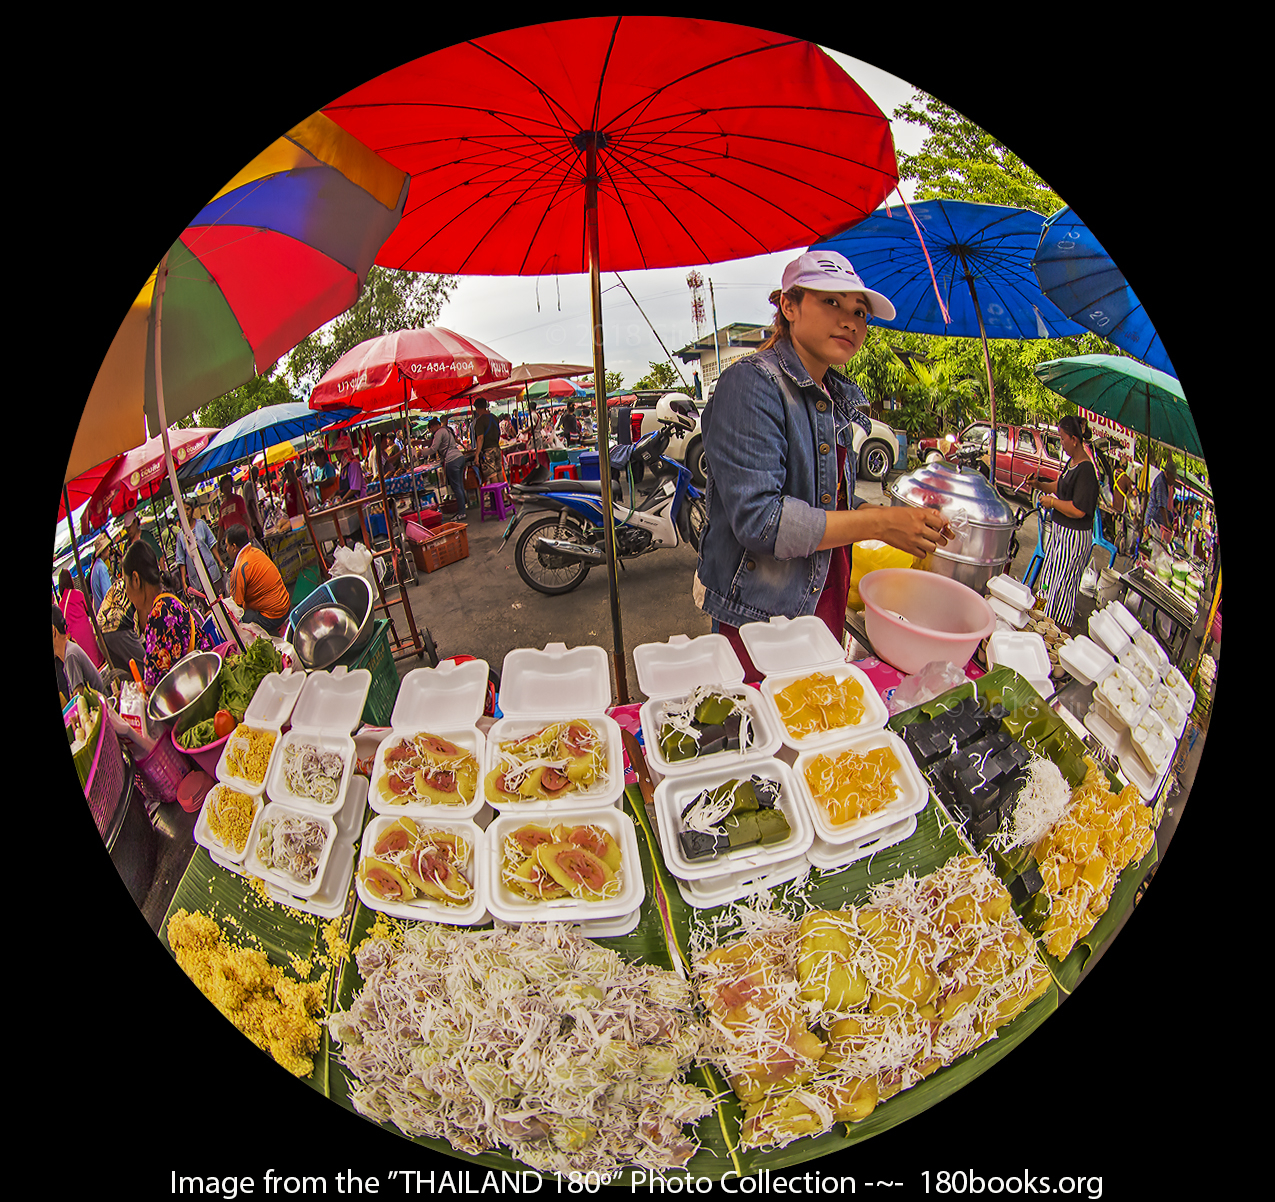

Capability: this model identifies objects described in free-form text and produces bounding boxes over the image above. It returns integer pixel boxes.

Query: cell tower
[687,271,706,339]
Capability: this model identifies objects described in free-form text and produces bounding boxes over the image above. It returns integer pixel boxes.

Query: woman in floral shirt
[121,540,215,691]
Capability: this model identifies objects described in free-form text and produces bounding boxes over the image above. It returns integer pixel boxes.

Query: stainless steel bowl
[326,573,375,659]
[146,651,223,733]
[293,603,361,670]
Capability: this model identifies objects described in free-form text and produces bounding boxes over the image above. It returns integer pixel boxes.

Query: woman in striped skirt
[1036,415,1105,630]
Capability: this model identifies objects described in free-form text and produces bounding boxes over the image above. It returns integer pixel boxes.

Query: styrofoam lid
[633,633,744,699]
[242,671,306,730]
[1058,635,1114,686]
[986,573,1036,611]
[738,615,847,676]
[498,643,612,718]
[391,659,489,730]
[986,631,1050,680]
[288,668,373,734]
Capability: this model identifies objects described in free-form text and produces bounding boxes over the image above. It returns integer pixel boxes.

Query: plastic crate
[410,522,469,573]
[343,618,398,727]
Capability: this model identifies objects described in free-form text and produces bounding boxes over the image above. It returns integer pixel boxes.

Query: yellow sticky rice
[225,725,277,783]
[166,909,327,1078]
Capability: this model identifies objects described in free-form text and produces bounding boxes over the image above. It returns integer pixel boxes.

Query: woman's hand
[872,505,953,558]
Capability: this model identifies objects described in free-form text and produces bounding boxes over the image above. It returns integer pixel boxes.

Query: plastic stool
[1093,510,1118,570]
[552,464,579,481]
[479,482,515,522]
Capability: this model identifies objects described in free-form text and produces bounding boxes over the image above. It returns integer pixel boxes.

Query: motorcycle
[500,396,708,595]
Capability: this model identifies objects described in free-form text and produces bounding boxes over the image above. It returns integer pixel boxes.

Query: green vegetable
[178,717,219,749]
[216,637,283,721]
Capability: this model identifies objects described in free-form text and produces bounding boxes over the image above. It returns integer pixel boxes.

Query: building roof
[675,323,769,361]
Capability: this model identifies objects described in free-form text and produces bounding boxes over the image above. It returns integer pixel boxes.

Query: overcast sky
[382,51,927,392]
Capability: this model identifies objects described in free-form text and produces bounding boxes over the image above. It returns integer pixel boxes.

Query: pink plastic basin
[172,727,230,776]
[858,568,996,675]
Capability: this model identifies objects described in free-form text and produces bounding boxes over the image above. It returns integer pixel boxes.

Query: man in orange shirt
[224,524,291,636]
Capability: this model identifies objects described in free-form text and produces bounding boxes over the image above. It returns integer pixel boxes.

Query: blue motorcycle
[500,397,707,595]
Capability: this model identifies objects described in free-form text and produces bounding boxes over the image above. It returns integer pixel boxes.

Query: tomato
[213,710,236,740]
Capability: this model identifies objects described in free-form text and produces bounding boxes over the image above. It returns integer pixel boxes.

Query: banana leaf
[888,666,1160,993]
[160,846,340,1094]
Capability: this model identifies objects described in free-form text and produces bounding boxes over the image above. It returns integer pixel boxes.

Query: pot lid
[888,462,1017,528]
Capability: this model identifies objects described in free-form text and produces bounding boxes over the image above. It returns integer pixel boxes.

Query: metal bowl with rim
[326,573,375,659]
[293,603,361,670]
[146,651,223,734]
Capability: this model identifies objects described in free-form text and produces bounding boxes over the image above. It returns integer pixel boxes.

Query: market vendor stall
[130,586,1194,1181]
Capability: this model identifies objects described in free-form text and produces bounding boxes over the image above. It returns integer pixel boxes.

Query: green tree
[285,266,458,394]
[892,92,1066,216]
[632,360,692,394]
[192,374,298,430]
[582,371,626,396]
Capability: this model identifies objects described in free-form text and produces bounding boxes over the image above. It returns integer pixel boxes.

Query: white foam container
[1057,635,1116,687]
[1132,629,1172,678]
[486,806,644,925]
[986,631,1053,698]
[264,669,371,816]
[634,633,781,777]
[1094,664,1150,730]
[793,728,929,847]
[1148,681,1187,739]
[1131,708,1174,776]
[355,812,487,925]
[483,644,623,812]
[988,596,1030,629]
[1106,599,1142,638]
[1089,607,1131,657]
[214,672,306,796]
[194,782,263,864]
[651,757,812,881]
[242,801,338,899]
[1162,664,1196,715]
[368,659,488,820]
[738,615,888,751]
[806,814,918,873]
[674,852,811,910]
[986,574,1037,612]
[1118,643,1160,693]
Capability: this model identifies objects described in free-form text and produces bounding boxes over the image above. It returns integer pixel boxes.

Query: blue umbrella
[178,400,359,480]
[1030,206,1176,376]
[811,199,1089,484]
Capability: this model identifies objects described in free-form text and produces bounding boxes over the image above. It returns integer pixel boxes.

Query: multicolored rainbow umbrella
[69,112,408,484]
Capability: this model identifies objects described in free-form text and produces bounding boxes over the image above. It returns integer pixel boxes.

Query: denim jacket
[696,338,872,628]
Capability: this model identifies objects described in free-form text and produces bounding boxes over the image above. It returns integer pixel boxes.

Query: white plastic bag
[332,542,379,591]
[887,660,969,717]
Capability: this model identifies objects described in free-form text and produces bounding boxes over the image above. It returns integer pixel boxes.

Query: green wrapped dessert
[657,685,753,763]
[677,775,789,861]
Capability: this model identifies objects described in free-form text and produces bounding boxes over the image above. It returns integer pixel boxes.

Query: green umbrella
[1033,353,1200,458]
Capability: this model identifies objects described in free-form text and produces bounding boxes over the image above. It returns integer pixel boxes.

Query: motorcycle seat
[514,478,605,496]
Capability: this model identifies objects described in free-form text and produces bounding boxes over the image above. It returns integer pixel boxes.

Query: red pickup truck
[918,423,1066,496]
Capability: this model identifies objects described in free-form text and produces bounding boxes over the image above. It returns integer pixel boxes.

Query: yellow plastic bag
[847,540,917,611]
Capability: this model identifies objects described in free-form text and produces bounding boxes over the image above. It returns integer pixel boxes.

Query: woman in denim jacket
[697,251,951,679]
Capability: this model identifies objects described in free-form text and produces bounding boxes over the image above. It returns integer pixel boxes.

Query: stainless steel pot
[887,461,1020,594]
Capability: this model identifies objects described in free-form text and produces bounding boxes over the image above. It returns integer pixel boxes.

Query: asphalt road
[386,475,1049,703]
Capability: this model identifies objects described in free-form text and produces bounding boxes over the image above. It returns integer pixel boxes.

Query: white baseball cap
[781,251,896,321]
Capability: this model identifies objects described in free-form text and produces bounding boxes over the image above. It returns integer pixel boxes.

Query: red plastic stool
[552,464,579,481]
[479,482,515,522]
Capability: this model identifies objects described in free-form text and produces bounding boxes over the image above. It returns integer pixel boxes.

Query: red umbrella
[84,428,219,528]
[322,18,898,701]
[308,327,512,413]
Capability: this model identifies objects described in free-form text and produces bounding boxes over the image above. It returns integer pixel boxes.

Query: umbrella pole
[585,133,629,704]
[962,265,1000,493]
[62,484,116,674]
[153,254,246,656]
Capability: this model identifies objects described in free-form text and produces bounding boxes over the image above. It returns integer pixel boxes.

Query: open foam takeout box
[214,671,307,798]
[634,633,782,778]
[368,659,489,820]
[483,643,624,813]
[739,615,888,752]
[264,668,371,816]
